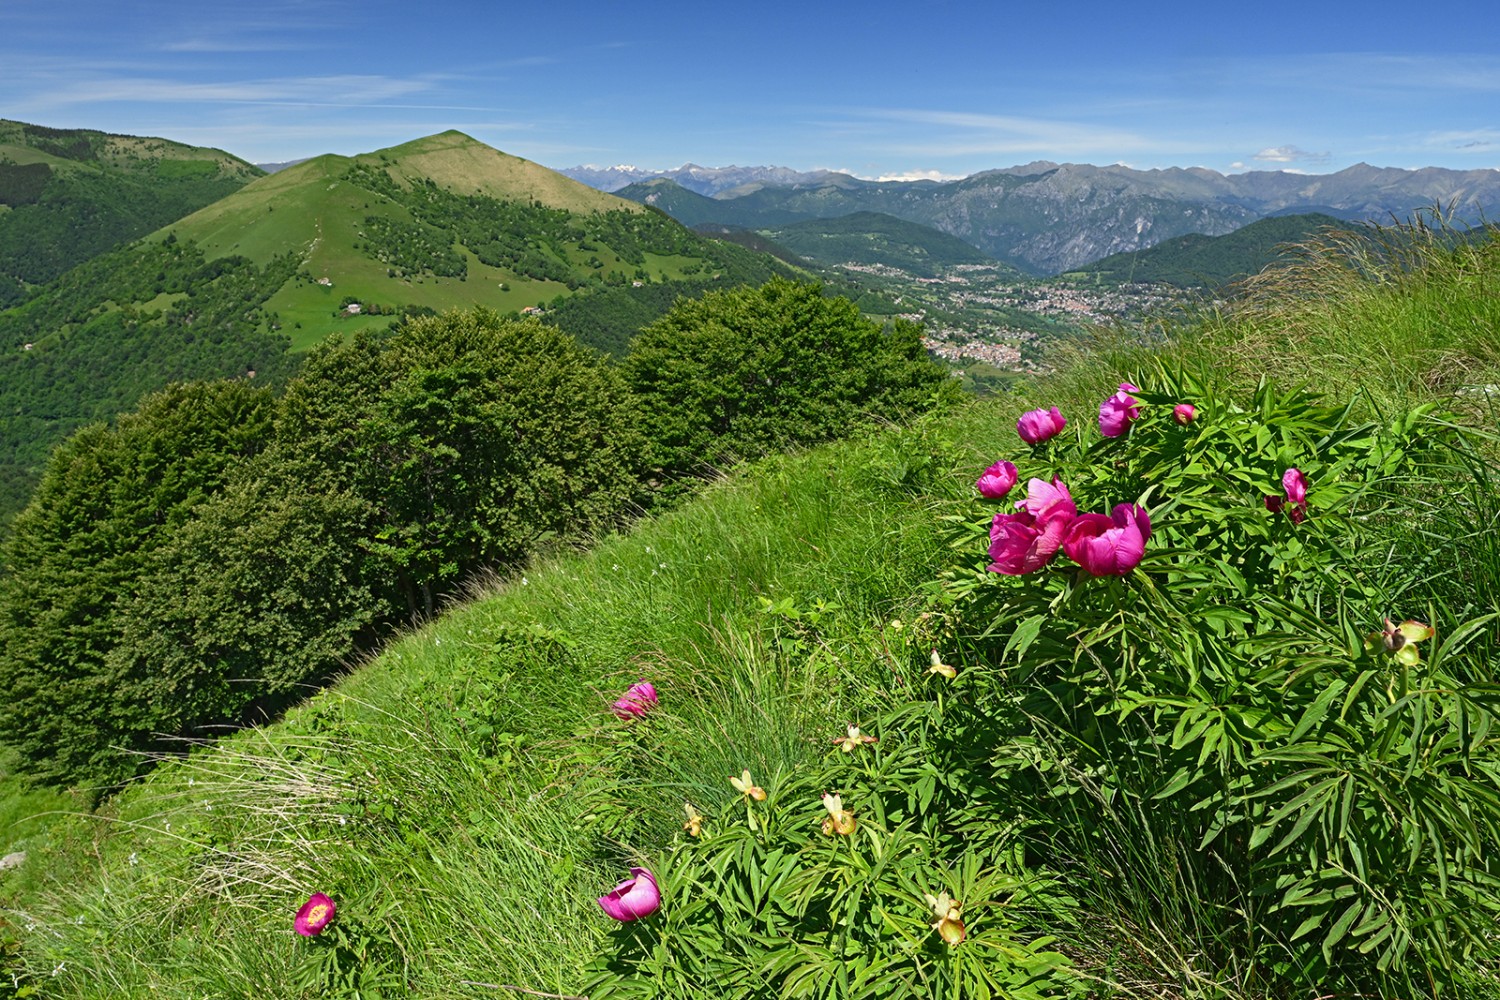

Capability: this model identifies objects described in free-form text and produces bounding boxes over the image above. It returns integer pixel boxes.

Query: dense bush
[0,380,277,785]
[0,310,649,787]
[925,372,1500,994]
[623,278,959,477]
[277,311,647,616]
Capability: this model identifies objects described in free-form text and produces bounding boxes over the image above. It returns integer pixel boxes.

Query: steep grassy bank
[3,221,1500,999]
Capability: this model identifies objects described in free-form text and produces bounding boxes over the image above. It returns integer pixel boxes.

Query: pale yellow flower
[683,802,703,838]
[923,890,966,946]
[730,769,766,801]
[820,793,856,836]
[832,723,878,753]
[928,649,956,679]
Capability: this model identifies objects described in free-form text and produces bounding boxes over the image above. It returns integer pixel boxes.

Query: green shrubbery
[625,277,960,478]
[584,370,1500,998]
[0,312,652,787]
[0,284,954,789]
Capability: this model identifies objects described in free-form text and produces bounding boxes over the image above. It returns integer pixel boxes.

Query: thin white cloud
[1253,145,1330,164]
[855,107,1158,157]
[28,74,442,109]
[1425,128,1500,151]
[868,169,966,182]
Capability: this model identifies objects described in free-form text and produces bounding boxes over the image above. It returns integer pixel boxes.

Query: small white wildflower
[72,916,84,925]
[659,562,667,569]
[128,852,139,866]
[521,577,529,586]
[51,962,65,977]
[435,638,441,646]
[338,815,347,826]
[613,564,621,571]
[187,778,195,787]
[645,546,652,553]
[203,802,212,810]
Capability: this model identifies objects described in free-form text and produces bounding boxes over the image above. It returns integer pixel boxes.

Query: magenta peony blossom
[1098,383,1141,438]
[1173,403,1196,424]
[1267,468,1309,523]
[1063,504,1152,576]
[294,892,336,937]
[987,478,1077,575]
[1016,407,1067,445]
[612,681,658,720]
[975,460,1019,498]
[1019,477,1077,527]
[1282,468,1308,505]
[598,867,661,921]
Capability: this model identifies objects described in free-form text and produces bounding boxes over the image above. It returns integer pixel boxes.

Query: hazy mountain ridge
[584,161,1500,274]
[1065,212,1347,289]
[561,163,846,195]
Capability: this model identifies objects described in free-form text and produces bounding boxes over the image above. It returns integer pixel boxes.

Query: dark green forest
[0,239,301,518]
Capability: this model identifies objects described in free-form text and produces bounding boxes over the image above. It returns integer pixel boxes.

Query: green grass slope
[5,219,1500,999]
[0,120,262,307]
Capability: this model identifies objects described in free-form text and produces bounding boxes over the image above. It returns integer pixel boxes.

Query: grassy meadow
[3,218,1500,998]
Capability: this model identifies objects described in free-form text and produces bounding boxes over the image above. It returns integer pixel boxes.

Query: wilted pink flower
[975,460,1019,498]
[1016,407,1067,445]
[611,681,658,719]
[1173,403,1196,424]
[1063,504,1152,576]
[987,478,1077,575]
[294,892,336,936]
[597,867,661,921]
[1098,383,1141,438]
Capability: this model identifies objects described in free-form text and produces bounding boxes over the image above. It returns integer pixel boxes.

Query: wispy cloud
[28,74,452,110]
[1425,128,1500,152]
[853,107,1157,157]
[1253,145,1330,164]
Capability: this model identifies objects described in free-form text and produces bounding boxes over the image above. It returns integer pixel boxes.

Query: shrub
[623,278,958,478]
[925,370,1500,994]
[0,380,276,786]
[277,310,648,616]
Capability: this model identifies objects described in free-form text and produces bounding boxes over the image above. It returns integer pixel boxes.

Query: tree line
[0,279,958,790]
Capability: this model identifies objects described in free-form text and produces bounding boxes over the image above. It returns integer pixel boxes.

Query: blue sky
[3,0,1498,179]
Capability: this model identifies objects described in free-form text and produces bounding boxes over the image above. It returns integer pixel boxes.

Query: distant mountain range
[566,161,1500,275]
[560,163,842,196]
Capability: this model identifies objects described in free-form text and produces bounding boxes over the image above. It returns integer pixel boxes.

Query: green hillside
[1063,211,1346,288]
[157,131,789,350]
[0,120,261,308]
[5,219,1500,998]
[0,132,793,523]
[762,211,1006,277]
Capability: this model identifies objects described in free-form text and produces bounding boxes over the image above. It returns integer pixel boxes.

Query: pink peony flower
[1019,476,1077,527]
[987,478,1077,575]
[598,867,661,922]
[1062,504,1152,576]
[975,460,1019,498]
[1282,468,1308,505]
[1173,403,1196,425]
[1098,383,1141,438]
[1266,468,1309,523]
[611,681,658,720]
[1016,407,1067,445]
[294,892,336,937]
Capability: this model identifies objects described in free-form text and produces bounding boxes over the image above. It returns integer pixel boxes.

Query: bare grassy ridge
[3,219,1500,998]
